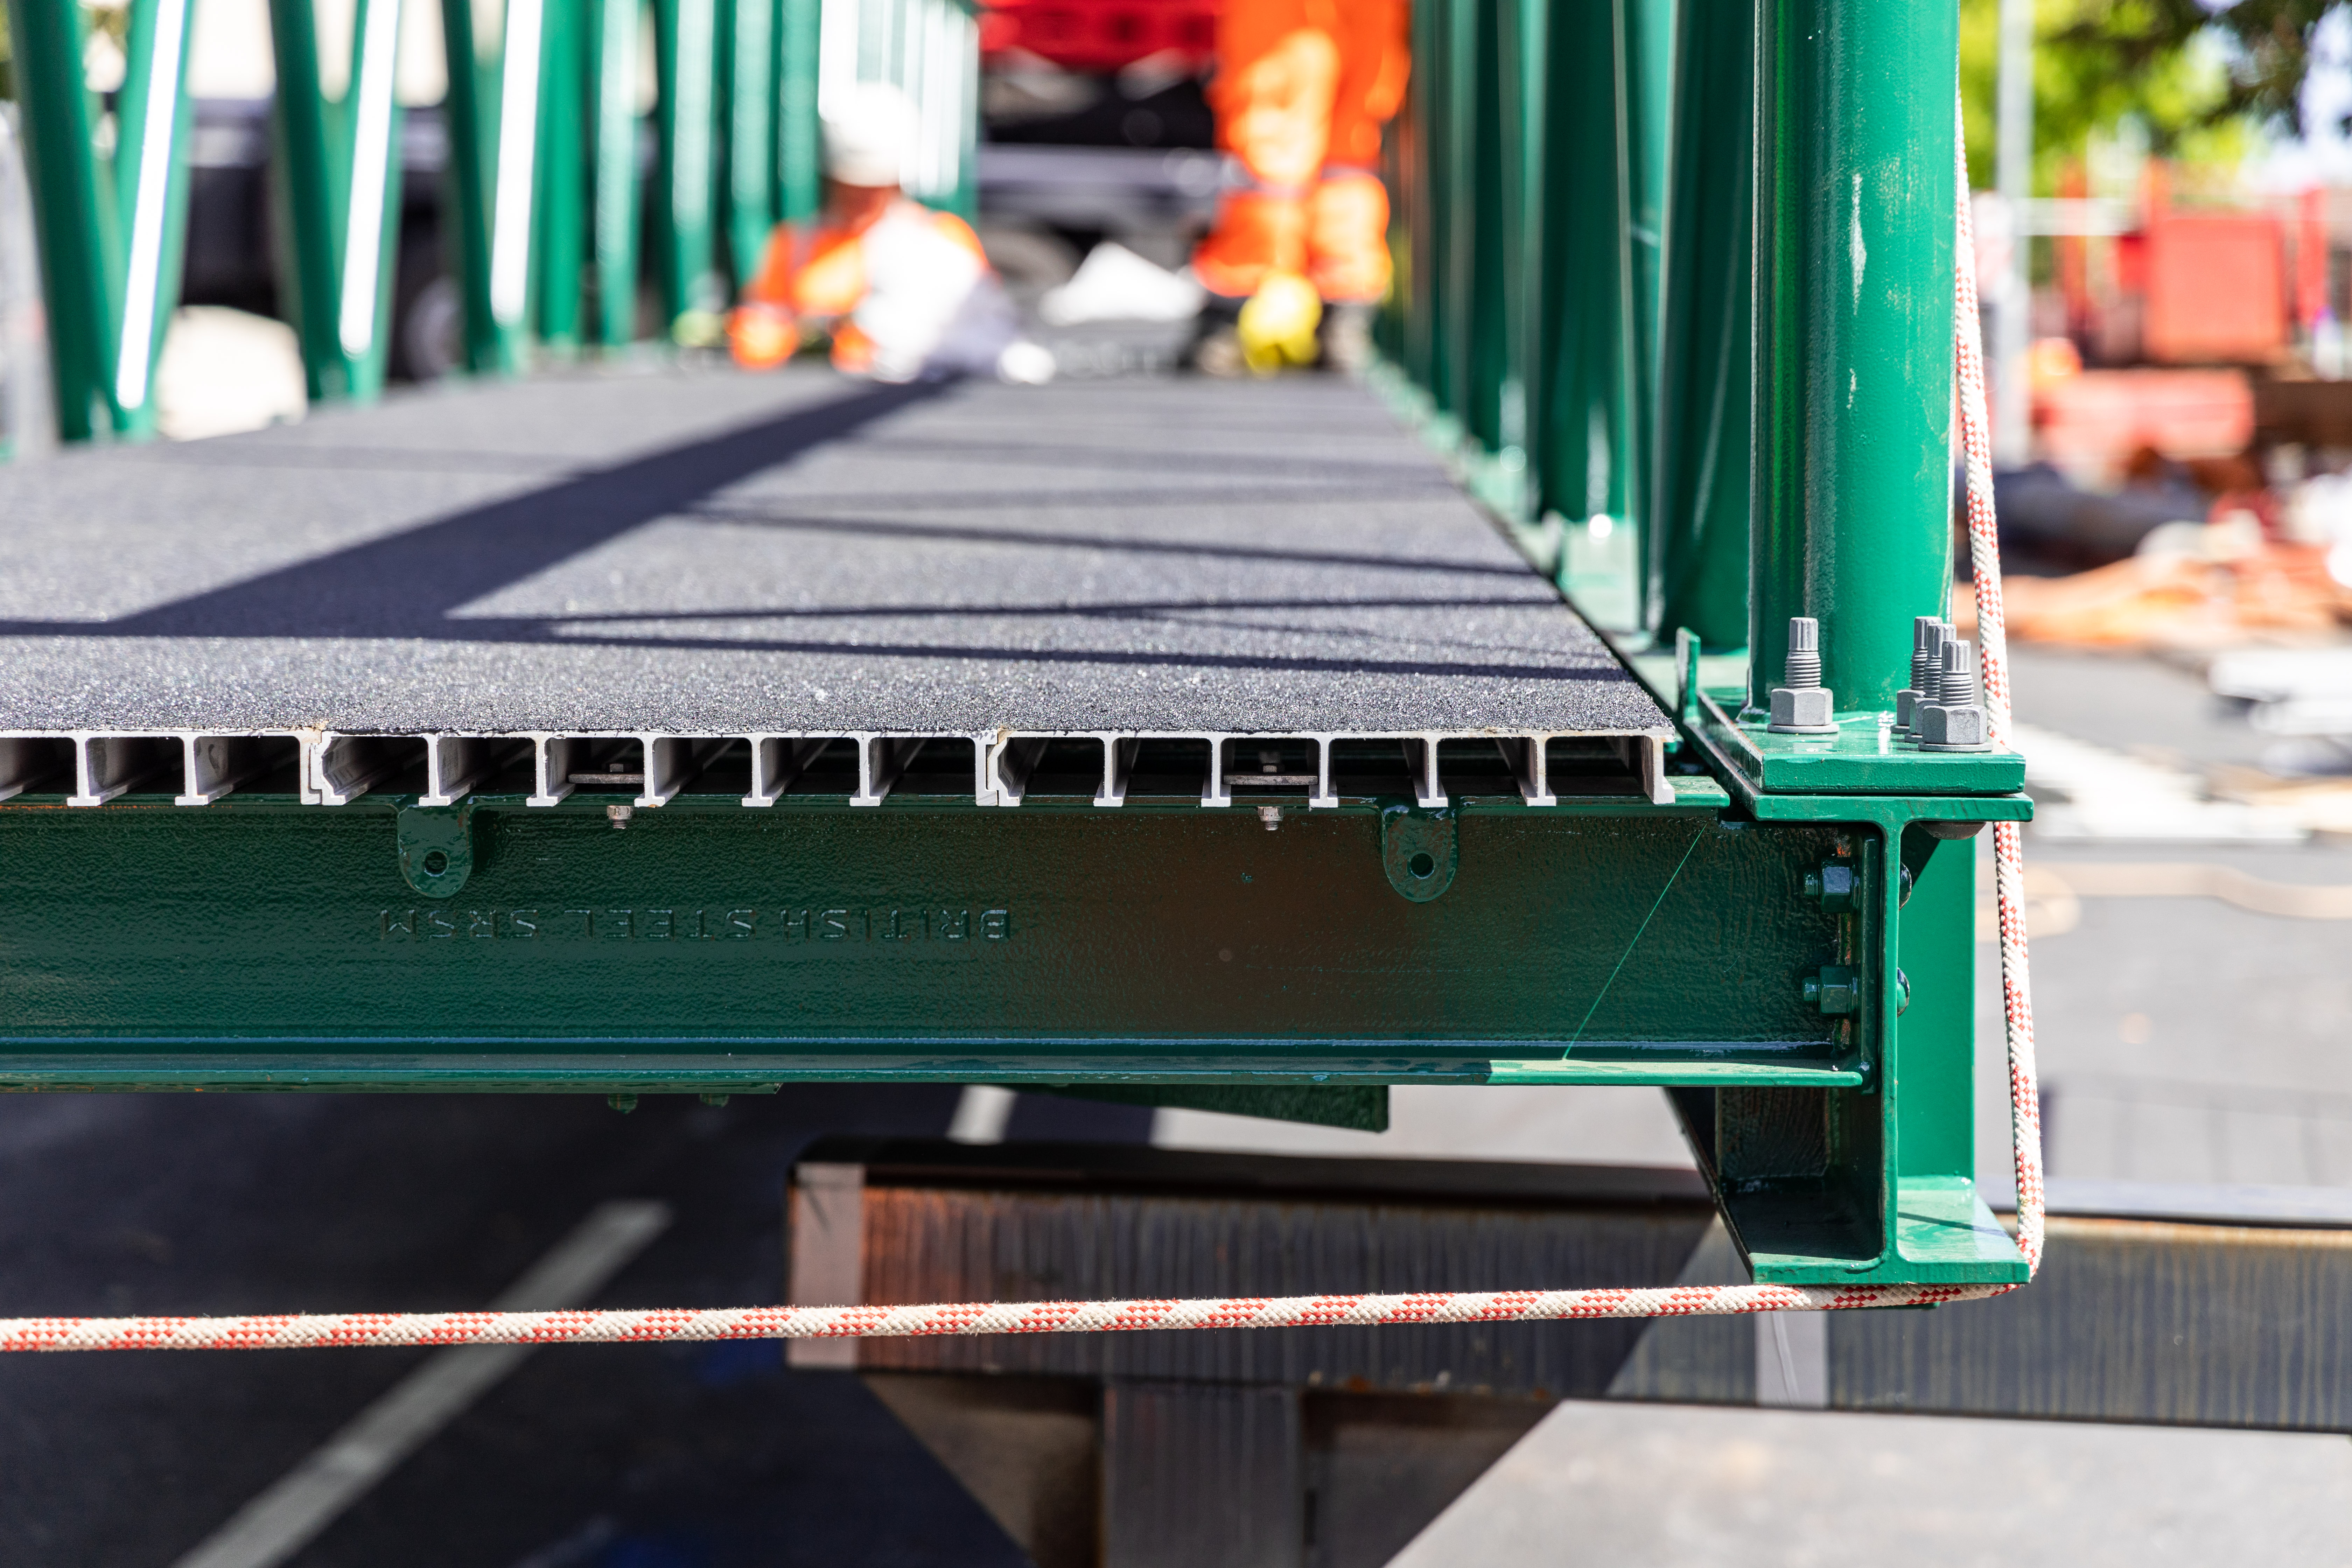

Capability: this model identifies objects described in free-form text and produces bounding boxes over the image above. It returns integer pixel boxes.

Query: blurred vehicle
[181,96,463,384]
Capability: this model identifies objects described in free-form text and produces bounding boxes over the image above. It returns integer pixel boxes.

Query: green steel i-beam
[270,0,404,403]
[1647,0,1752,651]
[1747,0,1959,719]
[589,0,646,348]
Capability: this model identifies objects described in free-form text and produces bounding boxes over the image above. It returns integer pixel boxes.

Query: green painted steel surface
[5,0,192,439]
[1648,0,1752,651]
[590,0,647,348]
[534,0,589,352]
[654,0,720,339]
[0,796,1838,1068]
[1747,0,1960,719]
[1613,0,1672,598]
[776,0,822,222]
[722,0,778,290]
[438,0,511,373]
[271,0,402,401]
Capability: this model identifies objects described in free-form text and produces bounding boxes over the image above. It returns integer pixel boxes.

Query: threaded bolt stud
[1785,616,1822,690]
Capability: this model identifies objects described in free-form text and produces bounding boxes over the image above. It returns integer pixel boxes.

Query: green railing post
[6,0,191,441]
[654,0,721,341]
[775,0,821,223]
[1647,0,1752,650]
[440,0,544,374]
[1615,0,1673,623]
[1463,0,1510,470]
[589,0,646,348]
[1748,0,1958,718]
[723,0,777,286]
[534,0,588,352]
[270,0,404,403]
[110,0,195,435]
[5,0,114,440]
[1496,0,1550,518]
[1539,0,1624,530]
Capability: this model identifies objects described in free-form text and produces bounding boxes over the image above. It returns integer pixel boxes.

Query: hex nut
[1768,685,1836,733]
[1916,704,1990,751]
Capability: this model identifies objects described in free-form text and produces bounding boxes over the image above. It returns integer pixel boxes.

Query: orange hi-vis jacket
[730,198,996,376]
[1191,0,1409,303]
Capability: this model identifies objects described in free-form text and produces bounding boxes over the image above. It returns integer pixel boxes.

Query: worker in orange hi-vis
[1190,0,1408,375]
[729,83,1056,384]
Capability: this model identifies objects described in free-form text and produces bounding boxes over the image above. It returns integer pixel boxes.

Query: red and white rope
[0,102,2041,1354]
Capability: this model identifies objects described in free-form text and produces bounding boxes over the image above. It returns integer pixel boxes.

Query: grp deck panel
[0,368,1668,742]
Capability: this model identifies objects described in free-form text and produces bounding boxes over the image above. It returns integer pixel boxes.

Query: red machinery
[979,0,1217,74]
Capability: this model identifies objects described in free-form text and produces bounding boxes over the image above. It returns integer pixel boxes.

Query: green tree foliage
[1960,0,2333,192]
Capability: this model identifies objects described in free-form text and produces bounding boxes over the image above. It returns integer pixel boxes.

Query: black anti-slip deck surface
[0,367,1665,736]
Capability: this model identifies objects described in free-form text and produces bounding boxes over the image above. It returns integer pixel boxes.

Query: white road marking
[169,1200,672,1568]
[948,1084,1016,1143]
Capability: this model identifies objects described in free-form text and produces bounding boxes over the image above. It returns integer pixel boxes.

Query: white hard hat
[823,82,916,187]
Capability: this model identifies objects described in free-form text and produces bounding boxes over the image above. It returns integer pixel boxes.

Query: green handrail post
[654,0,721,343]
[1614,0,1673,625]
[5,0,114,440]
[1539,0,1624,536]
[1493,0,1550,524]
[589,0,646,348]
[534,0,588,354]
[440,0,544,374]
[723,0,777,289]
[6,0,193,441]
[269,0,404,404]
[1647,0,1752,651]
[1434,0,1472,434]
[1748,0,1958,718]
[775,0,821,223]
[109,0,196,436]
[1462,0,1509,471]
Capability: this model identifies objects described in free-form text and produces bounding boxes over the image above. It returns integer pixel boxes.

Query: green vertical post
[1463,0,1509,464]
[724,0,776,287]
[535,0,588,352]
[1748,0,1958,717]
[1540,0,1623,527]
[271,0,404,402]
[109,0,196,435]
[589,0,646,348]
[1435,0,1474,429]
[1497,0,1550,514]
[775,0,821,222]
[440,0,543,374]
[439,0,499,371]
[6,0,121,440]
[1648,0,1752,650]
[655,0,721,340]
[1614,0,1673,620]
[1398,0,1439,399]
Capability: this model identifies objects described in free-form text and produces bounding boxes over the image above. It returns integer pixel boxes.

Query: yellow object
[1237,272,1323,374]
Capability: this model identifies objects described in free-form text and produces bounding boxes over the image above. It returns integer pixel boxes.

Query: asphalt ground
[0,1087,1139,1567]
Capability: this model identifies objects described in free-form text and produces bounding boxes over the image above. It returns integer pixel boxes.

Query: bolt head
[1768,685,1836,733]
[1916,704,1991,751]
